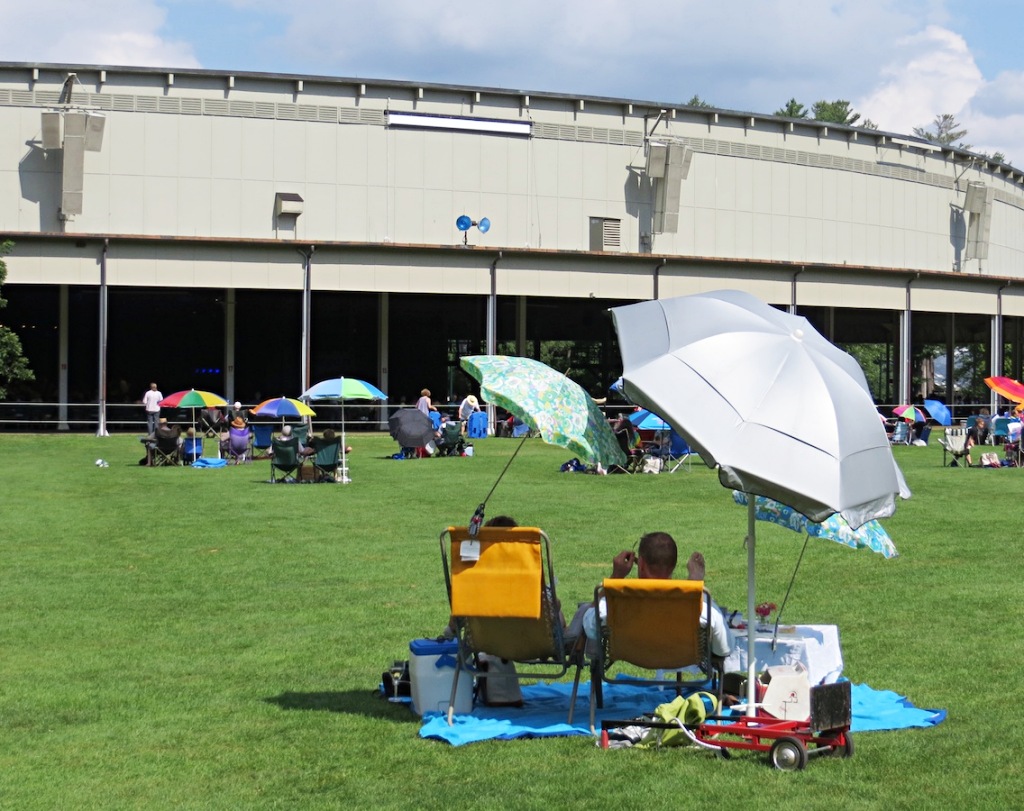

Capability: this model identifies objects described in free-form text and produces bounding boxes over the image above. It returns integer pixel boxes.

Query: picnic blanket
[418,681,945,746]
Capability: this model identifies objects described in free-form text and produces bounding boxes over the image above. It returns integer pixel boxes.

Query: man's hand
[611,550,636,578]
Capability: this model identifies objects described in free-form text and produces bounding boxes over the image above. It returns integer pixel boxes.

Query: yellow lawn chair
[589,578,723,733]
[440,526,586,725]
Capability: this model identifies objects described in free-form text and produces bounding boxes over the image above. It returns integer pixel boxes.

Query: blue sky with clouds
[9,1,1024,163]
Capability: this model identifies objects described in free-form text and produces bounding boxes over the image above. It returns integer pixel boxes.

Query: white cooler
[408,638,474,716]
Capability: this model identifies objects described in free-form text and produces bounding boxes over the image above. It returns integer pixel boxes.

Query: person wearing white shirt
[142,382,163,434]
[581,532,732,658]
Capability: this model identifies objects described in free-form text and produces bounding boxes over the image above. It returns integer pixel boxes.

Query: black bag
[381,660,411,698]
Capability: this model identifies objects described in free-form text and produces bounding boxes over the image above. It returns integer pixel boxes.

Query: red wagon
[694,680,853,770]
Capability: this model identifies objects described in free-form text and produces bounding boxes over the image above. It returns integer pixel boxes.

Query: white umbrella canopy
[611,289,907,526]
[611,289,909,715]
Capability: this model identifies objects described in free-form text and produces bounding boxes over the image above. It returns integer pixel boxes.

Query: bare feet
[687,551,706,581]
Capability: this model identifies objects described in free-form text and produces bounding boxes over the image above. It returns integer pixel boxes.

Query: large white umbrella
[610,289,909,715]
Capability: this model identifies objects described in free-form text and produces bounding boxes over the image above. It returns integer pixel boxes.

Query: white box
[761,664,811,721]
[408,639,474,716]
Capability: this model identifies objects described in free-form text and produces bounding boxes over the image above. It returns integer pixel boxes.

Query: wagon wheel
[770,736,808,771]
[826,731,854,758]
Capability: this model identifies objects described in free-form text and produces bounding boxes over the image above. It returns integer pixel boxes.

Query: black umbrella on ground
[388,408,434,448]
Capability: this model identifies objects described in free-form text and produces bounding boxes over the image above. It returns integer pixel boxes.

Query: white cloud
[4,0,199,68]
[856,25,983,135]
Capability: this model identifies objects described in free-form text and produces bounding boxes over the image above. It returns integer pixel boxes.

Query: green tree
[913,113,971,150]
[774,98,809,119]
[811,99,861,126]
[685,94,713,108]
[0,240,34,400]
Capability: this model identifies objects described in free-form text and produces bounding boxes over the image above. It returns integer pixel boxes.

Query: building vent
[589,217,621,250]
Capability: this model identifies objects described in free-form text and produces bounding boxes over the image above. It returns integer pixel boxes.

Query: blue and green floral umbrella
[460,355,626,468]
[732,491,898,559]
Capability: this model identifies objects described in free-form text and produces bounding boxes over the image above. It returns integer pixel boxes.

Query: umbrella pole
[746,496,757,717]
[340,401,350,484]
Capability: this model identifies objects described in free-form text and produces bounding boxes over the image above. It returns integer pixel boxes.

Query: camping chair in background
[181,435,203,465]
[890,421,910,445]
[992,417,1010,445]
[200,408,226,438]
[269,436,302,482]
[939,427,969,468]
[311,437,341,481]
[251,424,274,460]
[151,432,181,466]
[436,422,466,456]
[915,425,932,446]
[589,578,723,733]
[293,424,310,449]
[467,411,488,439]
[227,426,251,464]
[440,525,586,725]
[665,430,693,472]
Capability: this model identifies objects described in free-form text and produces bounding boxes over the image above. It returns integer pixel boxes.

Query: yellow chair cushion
[449,526,543,619]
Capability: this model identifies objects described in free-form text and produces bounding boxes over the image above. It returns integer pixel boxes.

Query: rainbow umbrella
[300,377,388,484]
[251,397,316,421]
[893,404,926,423]
[158,389,228,448]
[985,376,1024,404]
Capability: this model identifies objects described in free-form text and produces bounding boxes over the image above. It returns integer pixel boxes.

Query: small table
[723,624,843,686]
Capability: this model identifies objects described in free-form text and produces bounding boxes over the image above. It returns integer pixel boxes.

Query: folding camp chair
[251,424,274,460]
[467,411,488,439]
[939,427,969,468]
[589,578,723,733]
[665,430,693,472]
[440,525,587,725]
[435,421,466,456]
[151,431,181,466]
[200,408,226,438]
[992,417,1010,446]
[269,436,302,482]
[311,437,341,481]
[181,436,203,465]
[226,426,251,464]
[890,421,910,445]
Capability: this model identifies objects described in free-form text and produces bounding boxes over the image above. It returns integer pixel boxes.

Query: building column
[58,284,69,430]
[378,292,389,429]
[224,288,236,404]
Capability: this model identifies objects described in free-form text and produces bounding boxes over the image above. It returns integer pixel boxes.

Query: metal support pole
[225,288,236,404]
[58,284,69,431]
[96,240,109,437]
[486,253,501,433]
[298,246,314,396]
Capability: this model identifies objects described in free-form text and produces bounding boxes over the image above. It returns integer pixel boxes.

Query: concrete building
[2,62,1023,428]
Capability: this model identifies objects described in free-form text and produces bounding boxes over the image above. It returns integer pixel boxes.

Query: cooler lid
[409,638,458,656]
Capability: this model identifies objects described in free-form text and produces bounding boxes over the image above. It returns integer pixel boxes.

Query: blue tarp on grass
[418,681,945,746]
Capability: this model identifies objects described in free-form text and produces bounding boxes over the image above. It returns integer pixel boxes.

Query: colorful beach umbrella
[985,376,1024,404]
[301,377,387,401]
[732,491,898,559]
[893,404,927,423]
[300,377,387,484]
[158,389,227,409]
[251,397,316,419]
[460,355,626,468]
[157,390,228,448]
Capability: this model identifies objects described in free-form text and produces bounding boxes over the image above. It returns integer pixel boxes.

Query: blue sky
[9,1,1024,163]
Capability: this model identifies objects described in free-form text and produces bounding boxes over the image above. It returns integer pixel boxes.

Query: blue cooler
[408,638,474,716]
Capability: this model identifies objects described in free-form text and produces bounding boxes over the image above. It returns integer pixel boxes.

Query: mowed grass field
[1,432,1020,810]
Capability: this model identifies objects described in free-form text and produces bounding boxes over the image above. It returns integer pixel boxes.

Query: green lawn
[1,433,1019,810]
